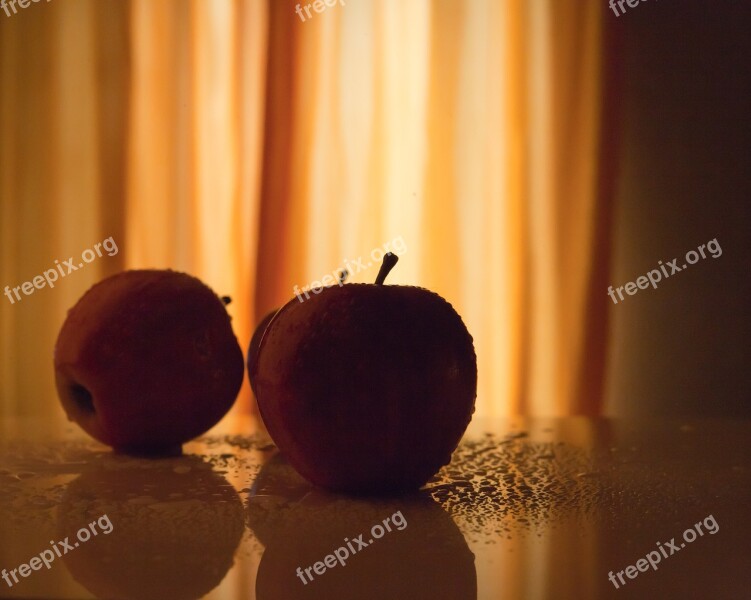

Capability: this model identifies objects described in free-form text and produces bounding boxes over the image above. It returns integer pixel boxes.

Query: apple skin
[54,269,244,454]
[252,282,477,495]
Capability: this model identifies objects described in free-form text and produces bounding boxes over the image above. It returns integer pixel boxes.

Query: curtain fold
[1,0,128,433]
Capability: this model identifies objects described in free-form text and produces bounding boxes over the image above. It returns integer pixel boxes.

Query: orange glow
[1,0,610,435]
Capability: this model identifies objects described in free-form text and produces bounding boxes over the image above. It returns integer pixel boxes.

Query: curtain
[0,0,614,434]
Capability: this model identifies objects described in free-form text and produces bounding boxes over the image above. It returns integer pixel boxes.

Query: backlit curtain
[0,0,613,434]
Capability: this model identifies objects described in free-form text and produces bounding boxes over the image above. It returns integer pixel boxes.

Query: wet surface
[0,417,749,599]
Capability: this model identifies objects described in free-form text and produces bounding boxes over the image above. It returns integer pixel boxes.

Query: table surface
[0,416,749,600]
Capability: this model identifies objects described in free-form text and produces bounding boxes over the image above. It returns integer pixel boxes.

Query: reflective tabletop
[1,416,749,599]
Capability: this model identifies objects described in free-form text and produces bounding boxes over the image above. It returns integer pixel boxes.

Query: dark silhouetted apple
[251,254,477,494]
[59,457,244,600]
[54,269,244,454]
[247,453,476,600]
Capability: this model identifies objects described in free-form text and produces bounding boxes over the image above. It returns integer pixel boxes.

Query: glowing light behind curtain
[257,0,607,418]
[0,0,128,433]
[1,0,607,431]
[532,0,606,417]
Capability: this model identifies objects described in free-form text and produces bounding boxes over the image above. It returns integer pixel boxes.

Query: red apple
[251,254,477,494]
[54,269,244,454]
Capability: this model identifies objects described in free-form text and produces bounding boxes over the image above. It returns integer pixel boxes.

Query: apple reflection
[58,456,244,600]
[248,454,477,600]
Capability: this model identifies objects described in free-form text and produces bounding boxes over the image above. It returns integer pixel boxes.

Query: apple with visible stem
[54,269,244,455]
[251,253,477,495]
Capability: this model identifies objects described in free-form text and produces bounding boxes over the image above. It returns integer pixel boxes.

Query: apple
[251,254,477,494]
[247,453,476,600]
[54,269,244,454]
[59,458,244,600]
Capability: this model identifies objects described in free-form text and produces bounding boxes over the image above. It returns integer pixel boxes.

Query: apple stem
[338,269,349,285]
[375,253,399,285]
